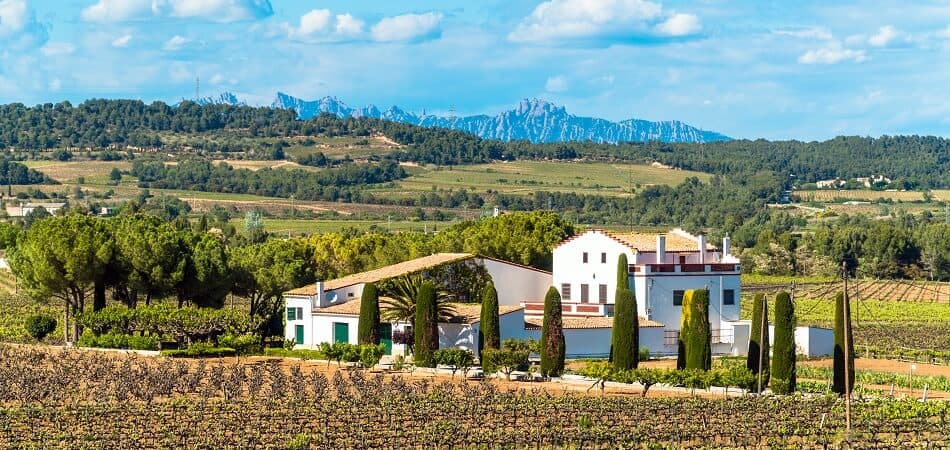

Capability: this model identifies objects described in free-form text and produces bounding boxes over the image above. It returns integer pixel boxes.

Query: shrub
[482,348,529,381]
[161,343,236,358]
[434,348,475,377]
[24,314,57,341]
[540,286,565,377]
[264,348,325,360]
[219,334,263,355]
[746,293,770,392]
[127,334,159,351]
[357,283,380,345]
[833,292,855,395]
[638,346,650,362]
[359,344,386,368]
[772,291,797,394]
[478,282,500,358]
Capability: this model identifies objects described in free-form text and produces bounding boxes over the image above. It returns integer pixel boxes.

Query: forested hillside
[1,100,947,187]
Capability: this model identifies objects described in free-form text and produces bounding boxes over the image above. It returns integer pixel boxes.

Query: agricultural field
[21,160,131,184]
[226,218,457,235]
[2,345,950,448]
[372,160,710,199]
[797,189,929,203]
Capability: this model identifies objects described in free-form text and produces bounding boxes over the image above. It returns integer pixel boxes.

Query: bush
[360,344,386,368]
[638,347,650,362]
[24,314,57,341]
[77,330,159,351]
[219,334,263,355]
[76,305,262,347]
[161,343,236,358]
[482,348,529,381]
[264,348,326,360]
[434,348,475,377]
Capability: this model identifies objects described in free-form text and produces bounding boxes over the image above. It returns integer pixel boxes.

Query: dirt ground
[801,357,950,377]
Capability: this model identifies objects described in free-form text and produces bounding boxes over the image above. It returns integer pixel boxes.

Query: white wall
[284,295,313,345]
[730,321,835,358]
[552,231,634,305]
[311,314,360,346]
[633,273,741,332]
[440,323,475,352]
[482,259,551,306]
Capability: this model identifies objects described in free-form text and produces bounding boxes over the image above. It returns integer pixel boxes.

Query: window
[599,284,608,304]
[561,283,572,301]
[679,255,687,264]
[286,307,302,321]
[723,289,736,305]
[673,290,685,306]
[582,252,589,263]
[580,284,589,302]
[601,252,607,263]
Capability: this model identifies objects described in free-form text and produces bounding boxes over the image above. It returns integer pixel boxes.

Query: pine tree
[832,292,854,395]
[478,282,500,359]
[413,281,438,367]
[746,293,770,391]
[358,283,380,345]
[683,289,711,371]
[611,253,639,369]
[771,291,797,394]
[540,286,565,377]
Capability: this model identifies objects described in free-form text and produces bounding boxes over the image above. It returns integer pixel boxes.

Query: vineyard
[743,279,950,303]
[1,346,950,448]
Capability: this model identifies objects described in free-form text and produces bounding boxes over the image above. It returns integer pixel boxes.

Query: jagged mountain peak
[193,92,246,106]
[271,93,730,143]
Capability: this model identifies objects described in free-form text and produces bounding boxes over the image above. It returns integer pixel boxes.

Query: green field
[369,160,710,199]
[229,218,456,235]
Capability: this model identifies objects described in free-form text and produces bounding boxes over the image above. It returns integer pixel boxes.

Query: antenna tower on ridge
[195,76,200,101]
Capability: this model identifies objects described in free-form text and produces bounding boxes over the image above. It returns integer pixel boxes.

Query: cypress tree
[684,289,711,371]
[413,281,438,367]
[771,291,797,394]
[611,253,639,369]
[746,293,770,391]
[358,283,380,345]
[540,286,565,377]
[478,282,500,358]
[832,292,854,395]
[677,298,690,370]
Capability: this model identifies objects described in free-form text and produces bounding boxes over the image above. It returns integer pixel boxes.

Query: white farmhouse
[283,253,549,357]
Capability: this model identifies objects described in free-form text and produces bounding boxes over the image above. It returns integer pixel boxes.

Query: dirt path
[801,358,950,377]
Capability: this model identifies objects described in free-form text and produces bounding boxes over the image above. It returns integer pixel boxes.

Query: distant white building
[816,179,846,189]
[4,202,66,217]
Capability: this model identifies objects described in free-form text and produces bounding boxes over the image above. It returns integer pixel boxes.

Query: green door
[379,323,393,355]
[294,325,304,345]
[333,322,349,343]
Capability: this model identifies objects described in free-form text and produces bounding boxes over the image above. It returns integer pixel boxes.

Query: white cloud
[773,27,833,40]
[163,35,189,51]
[655,12,700,36]
[286,9,364,41]
[41,42,76,56]
[868,25,899,47]
[545,75,569,92]
[938,25,950,39]
[112,34,133,48]
[371,12,442,43]
[0,0,48,48]
[508,0,700,43]
[81,0,273,23]
[798,41,867,64]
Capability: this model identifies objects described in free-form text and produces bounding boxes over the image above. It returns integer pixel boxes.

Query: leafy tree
[230,239,315,336]
[917,223,950,281]
[109,167,122,182]
[10,215,113,341]
[540,286,565,377]
[413,281,438,367]
[771,291,797,394]
[481,348,529,381]
[110,215,187,306]
[745,293,770,392]
[244,209,266,243]
[433,348,475,377]
[682,289,711,371]
[176,231,231,308]
[358,282,381,345]
[478,281,500,358]
[611,253,638,370]
[832,292,854,395]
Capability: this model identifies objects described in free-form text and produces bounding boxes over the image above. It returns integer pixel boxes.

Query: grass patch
[264,347,326,360]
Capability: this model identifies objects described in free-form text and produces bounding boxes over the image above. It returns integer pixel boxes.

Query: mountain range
[200,92,731,144]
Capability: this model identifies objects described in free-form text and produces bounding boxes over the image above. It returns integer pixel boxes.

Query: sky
[0,0,948,140]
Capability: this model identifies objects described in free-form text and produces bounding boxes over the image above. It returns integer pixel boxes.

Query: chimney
[722,236,732,259]
[314,281,324,308]
[698,234,707,264]
[656,235,666,263]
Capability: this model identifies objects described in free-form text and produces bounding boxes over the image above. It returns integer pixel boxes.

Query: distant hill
[270,93,730,144]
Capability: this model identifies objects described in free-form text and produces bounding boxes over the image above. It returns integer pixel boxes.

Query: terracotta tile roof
[558,229,715,253]
[284,253,475,296]
[314,298,522,325]
[525,316,664,330]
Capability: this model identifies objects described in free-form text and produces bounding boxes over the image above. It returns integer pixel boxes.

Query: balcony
[629,263,739,275]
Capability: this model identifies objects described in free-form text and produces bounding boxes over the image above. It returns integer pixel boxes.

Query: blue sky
[1,0,948,140]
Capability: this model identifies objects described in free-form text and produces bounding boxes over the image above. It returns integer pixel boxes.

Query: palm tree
[379,274,456,326]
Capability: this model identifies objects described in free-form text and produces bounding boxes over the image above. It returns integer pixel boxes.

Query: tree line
[1,99,946,187]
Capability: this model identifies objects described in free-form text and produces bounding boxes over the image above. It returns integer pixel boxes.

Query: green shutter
[287,307,296,321]
[294,325,304,345]
[333,322,349,343]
